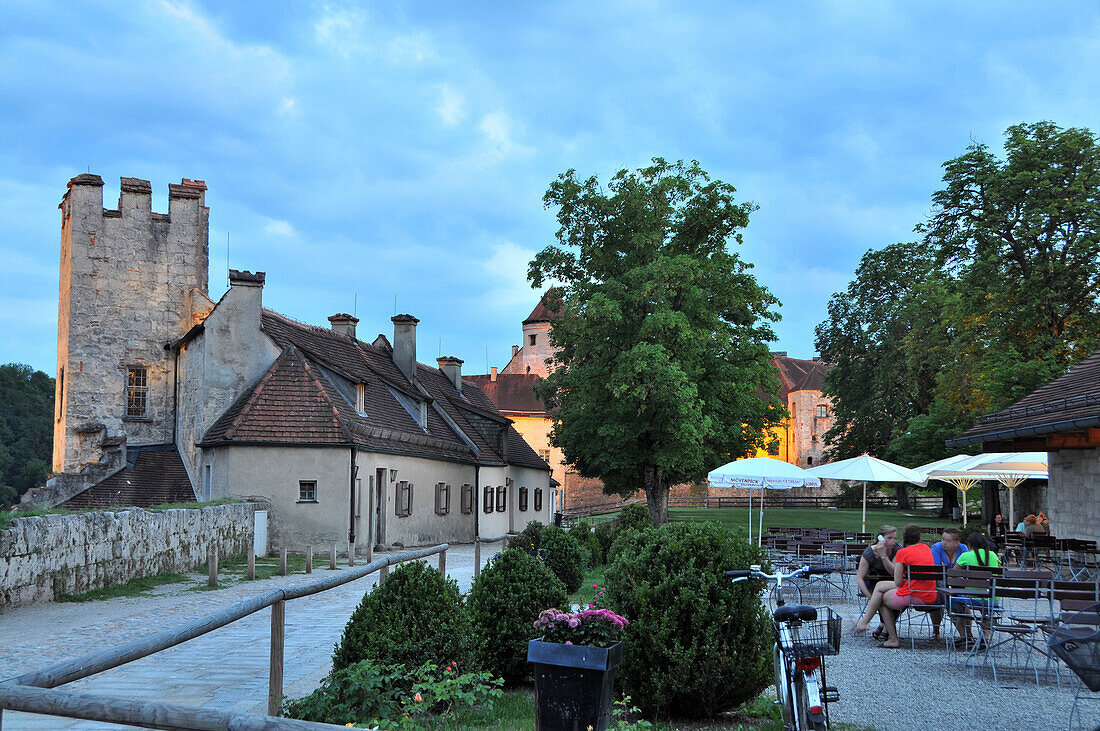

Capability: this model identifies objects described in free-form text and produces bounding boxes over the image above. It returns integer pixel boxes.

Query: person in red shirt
[854,524,936,648]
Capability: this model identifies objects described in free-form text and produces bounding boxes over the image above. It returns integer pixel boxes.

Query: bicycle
[726,564,841,731]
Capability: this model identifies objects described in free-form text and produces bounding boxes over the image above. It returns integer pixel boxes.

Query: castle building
[35,174,553,549]
[765,353,835,468]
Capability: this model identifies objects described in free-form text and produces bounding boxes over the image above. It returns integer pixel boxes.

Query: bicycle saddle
[773,605,818,623]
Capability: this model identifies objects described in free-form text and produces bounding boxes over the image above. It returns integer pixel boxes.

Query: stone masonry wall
[0,502,259,608]
[1048,447,1100,543]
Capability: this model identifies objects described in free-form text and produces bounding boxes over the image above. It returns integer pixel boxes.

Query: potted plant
[527,607,629,731]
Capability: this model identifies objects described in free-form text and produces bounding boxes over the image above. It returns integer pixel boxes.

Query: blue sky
[3,1,1100,375]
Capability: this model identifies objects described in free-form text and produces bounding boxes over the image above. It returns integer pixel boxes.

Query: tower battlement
[54,173,210,476]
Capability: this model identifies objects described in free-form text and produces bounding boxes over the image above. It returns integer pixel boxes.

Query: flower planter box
[528,639,623,731]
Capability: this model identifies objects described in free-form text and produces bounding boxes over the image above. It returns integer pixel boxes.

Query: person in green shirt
[949,533,1001,648]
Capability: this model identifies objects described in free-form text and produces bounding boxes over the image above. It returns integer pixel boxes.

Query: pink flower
[414,692,423,703]
[565,641,572,645]
[568,617,581,628]
[592,583,598,589]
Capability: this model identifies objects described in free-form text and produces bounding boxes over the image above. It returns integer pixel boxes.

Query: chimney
[328,313,358,339]
[437,356,463,393]
[391,314,419,384]
[490,366,497,382]
[512,345,519,358]
[227,270,265,327]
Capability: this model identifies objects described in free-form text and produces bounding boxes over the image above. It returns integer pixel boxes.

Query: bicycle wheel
[769,580,803,611]
[773,645,795,730]
[794,671,828,731]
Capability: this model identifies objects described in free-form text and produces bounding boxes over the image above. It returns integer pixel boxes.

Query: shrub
[616,502,654,533]
[282,659,407,724]
[569,520,603,567]
[332,561,472,673]
[603,521,772,719]
[467,548,567,685]
[592,521,616,565]
[541,525,586,592]
[515,520,545,553]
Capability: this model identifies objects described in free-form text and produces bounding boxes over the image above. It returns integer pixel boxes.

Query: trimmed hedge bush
[332,561,472,673]
[514,520,545,553]
[568,520,603,567]
[467,548,567,685]
[603,521,772,719]
[592,521,616,565]
[540,525,586,592]
[616,502,654,532]
[283,659,407,724]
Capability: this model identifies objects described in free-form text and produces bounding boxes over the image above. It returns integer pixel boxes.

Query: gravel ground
[810,589,1098,731]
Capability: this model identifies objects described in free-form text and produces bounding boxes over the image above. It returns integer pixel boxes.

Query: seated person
[1021,514,1048,567]
[987,514,1007,548]
[929,527,968,638]
[855,524,937,648]
[949,533,1001,647]
[856,525,899,640]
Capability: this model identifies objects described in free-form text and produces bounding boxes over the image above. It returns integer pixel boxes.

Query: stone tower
[501,290,556,377]
[53,175,209,475]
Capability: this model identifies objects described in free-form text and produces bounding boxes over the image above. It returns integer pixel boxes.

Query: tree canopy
[816,121,1100,516]
[529,158,783,526]
[0,363,55,508]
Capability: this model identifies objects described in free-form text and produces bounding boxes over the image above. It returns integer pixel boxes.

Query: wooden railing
[0,544,449,730]
[473,533,514,577]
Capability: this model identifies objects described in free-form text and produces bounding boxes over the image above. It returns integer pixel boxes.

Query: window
[483,485,494,513]
[529,334,537,346]
[816,405,828,418]
[806,456,813,466]
[461,484,473,514]
[203,465,212,501]
[534,487,543,512]
[435,482,451,515]
[519,486,529,511]
[356,382,366,414]
[538,449,551,465]
[125,366,149,418]
[495,484,507,512]
[396,481,413,517]
[298,480,317,503]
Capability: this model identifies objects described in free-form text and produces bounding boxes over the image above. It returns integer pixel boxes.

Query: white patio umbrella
[707,457,821,545]
[805,454,929,533]
[915,454,985,527]
[942,452,1047,527]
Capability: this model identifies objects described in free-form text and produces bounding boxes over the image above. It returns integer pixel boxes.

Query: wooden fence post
[207,548,218,588]
[247,550,255,581]
[348,540,355,567]
[379,563,389,584]
[331,542,337,570]
[279,547,287,576]
[438,548,446,576]
[474,539,481,577]
[305,545,313,574]
[268,599,285,716]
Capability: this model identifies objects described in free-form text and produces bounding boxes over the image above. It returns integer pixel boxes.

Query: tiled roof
[522,289,561,324]
[465,374,546,415]
[953,349,1100,444]
[773,355,830,399]
[61,444,195,509]
[198,309,549,470]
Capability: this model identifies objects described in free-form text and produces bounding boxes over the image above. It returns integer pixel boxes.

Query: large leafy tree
[817,121,1100,518]
[0,364,55,508]
[529,159,783,526]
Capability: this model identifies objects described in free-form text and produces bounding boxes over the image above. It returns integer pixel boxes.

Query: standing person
[929,527,968,638]
[854,524,937,648]
[856,526,899,641]
[987,514,1007,548]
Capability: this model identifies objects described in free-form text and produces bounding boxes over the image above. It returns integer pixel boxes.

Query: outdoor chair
[943,568,995,666]
[898,564,948,650]
[981,576,1053,686]
[1046,602,1100,730]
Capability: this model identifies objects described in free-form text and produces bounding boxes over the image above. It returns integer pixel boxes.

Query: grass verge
[57,572,189,602]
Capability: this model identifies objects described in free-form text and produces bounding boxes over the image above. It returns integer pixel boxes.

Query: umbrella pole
[747,488,752,545]
[861,483,866,534]
[1008,486,1015,527]
[962,490,967,526]
[758,485,764,547]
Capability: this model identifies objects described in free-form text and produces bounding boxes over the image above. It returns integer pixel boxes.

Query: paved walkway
[0,545,483,730]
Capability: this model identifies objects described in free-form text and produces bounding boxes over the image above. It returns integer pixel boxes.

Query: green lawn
[669,506,962,537]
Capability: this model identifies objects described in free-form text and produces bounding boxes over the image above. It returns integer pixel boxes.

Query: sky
[3,1,1100,376]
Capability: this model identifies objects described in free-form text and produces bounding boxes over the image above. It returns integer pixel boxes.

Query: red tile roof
[61,444,196,509]
[464,373,546,415]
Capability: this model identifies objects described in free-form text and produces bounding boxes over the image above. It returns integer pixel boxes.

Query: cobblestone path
[0,545,482,730]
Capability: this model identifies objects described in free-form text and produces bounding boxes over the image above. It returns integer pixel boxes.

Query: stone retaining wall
[0,502,262,607]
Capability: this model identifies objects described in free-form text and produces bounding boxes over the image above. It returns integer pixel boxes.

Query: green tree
[529,158,783,526]
[0,364,55,508]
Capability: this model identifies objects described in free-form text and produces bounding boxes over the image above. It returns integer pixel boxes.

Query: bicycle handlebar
[726,564,831,582]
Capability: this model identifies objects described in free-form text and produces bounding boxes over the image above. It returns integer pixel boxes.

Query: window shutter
[534,487,543,512]
[483,485,493,513]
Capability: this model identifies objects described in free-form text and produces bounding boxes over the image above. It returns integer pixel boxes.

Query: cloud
[478,112,534,161]
[437,84,466,125]
[481,240,541,307]
[264,218,297,237]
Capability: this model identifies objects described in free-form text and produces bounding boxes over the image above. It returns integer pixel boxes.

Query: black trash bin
[528,639,623,731]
